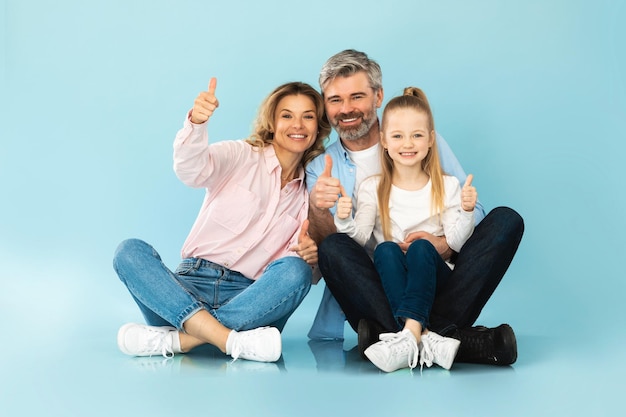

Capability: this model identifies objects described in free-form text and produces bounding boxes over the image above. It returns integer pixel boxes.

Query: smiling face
[381,107,434,169]
[322,71,383,144]
[272,94,318,159]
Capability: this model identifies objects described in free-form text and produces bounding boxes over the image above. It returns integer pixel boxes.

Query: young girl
[334,87,477,372]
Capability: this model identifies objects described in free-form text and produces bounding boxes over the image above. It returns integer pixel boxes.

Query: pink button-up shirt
[173,116,308,280]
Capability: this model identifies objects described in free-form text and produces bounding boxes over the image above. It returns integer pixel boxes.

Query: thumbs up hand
[461,174,477,212]
[335,186,353,220]
[290,220,318,266]
[310,155,342,210]
[190,77,220,124]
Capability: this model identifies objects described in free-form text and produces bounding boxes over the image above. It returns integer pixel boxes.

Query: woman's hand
[190,77,219,124]
[290,220,318,266]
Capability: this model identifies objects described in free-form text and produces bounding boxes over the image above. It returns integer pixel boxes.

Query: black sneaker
[357,319,387,360]
[453,324,517,366]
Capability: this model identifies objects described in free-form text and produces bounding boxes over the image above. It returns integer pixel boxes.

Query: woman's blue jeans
[113,239,311,332]
[374,240,452,330]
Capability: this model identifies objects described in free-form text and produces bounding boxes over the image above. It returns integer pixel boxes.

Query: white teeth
[341,118,357,122]
[289,134,306,139]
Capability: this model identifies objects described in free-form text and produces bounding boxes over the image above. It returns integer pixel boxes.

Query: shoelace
[229,327,266,362]
[419,340,434,371]
[143,328,174,358]
[378,331,419,370]
[230,342,243,362]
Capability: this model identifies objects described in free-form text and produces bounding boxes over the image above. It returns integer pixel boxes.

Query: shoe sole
[495,324,517,365]
[364,345,403,373]
[263,328,282,362]
[117,322,140,356]
[436,339,461,370]
[357,320,371,360]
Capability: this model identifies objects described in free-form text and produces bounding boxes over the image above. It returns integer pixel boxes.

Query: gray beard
[333,115,377,142]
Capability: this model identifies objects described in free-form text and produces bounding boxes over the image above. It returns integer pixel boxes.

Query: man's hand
[190,77,219,124]
[310,155,341,210]
[400,231,453,260]
[290,220,318,266]
[462,174,477,212]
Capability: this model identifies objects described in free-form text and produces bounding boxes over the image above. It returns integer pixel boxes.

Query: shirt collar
[263,144,305,183]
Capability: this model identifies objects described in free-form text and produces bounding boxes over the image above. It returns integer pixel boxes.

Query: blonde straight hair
[378,87,445,241]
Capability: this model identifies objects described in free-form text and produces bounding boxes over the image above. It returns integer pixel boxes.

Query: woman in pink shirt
[113,79,330,363]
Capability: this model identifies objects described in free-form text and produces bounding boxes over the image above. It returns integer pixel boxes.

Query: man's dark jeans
[318,206,524,336]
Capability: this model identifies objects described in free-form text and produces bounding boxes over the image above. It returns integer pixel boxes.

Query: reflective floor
[3,1,624,416]
[2,264,623,417]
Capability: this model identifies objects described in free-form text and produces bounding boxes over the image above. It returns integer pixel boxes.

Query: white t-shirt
[345,145,381,203]
[344,145,381,254]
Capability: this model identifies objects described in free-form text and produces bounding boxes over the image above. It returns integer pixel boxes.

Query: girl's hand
[335,186,352,219]
[400,232,452,259]
[461,174,477,212]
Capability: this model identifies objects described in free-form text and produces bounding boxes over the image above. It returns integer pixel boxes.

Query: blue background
[1,1,625,416]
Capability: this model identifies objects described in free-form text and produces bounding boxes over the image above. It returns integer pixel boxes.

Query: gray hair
[319,49,382,93]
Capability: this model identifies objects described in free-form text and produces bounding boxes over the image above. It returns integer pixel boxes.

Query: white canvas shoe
[420,331,461,370]
[364,329,419,373]
[117,323,180,358]
[226,327,282,363]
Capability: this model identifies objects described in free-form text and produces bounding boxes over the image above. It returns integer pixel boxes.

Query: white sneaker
[226,327,281,363]
[420,331,461,370]
[117,323,180,358]
[364,329,419,373]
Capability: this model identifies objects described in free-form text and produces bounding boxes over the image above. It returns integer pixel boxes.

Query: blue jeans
[374,240,452,330]
[318,206,524,336]
[113,239,311,332]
